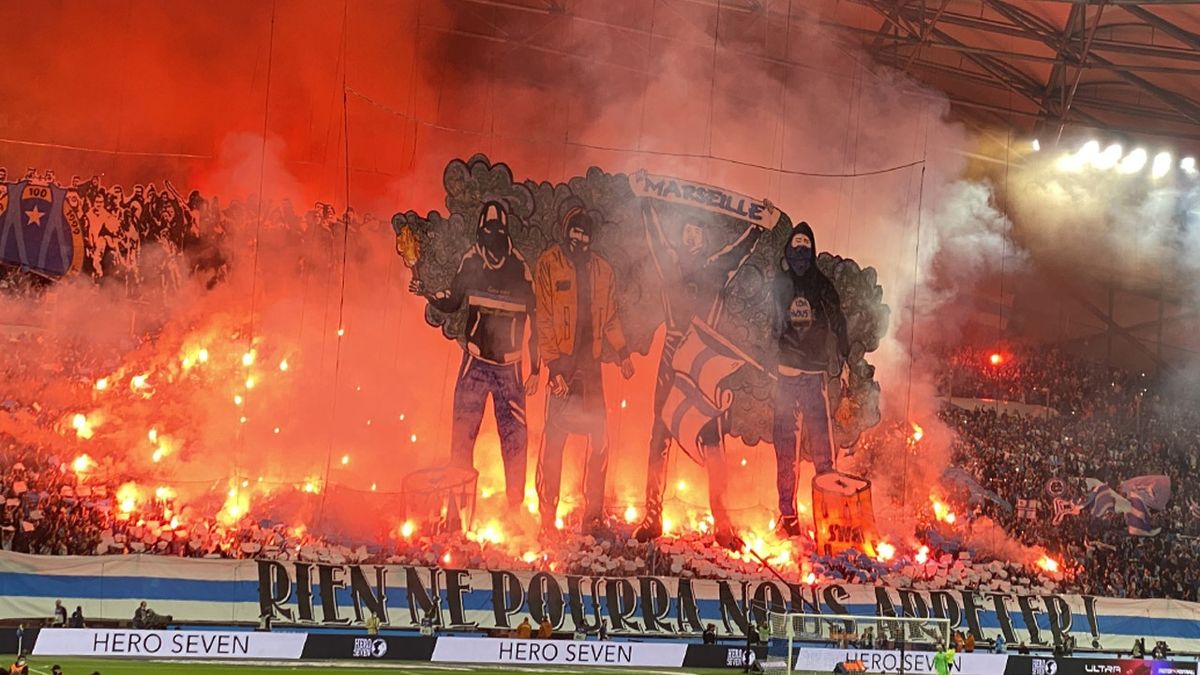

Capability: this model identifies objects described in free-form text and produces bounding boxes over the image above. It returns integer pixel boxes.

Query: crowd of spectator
[936,345,1200,601]
[1,166,376,298]
[935,345,1141,416]
[1,168,380,563]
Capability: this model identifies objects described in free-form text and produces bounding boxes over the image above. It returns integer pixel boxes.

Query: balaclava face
[476,201,512,268]
[784,221,815,277]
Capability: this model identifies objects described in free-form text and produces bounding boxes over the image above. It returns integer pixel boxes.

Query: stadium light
[1056,154,1079,172]
[1031,139,1041,152]
[1117,148,1147,174]
[1094,144,1122,170]
[1152,152,1172,179]
[1078,140,1100,163]
[1183,157,1198,177]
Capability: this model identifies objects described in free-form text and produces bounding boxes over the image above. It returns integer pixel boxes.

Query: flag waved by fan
[660,318,763,463]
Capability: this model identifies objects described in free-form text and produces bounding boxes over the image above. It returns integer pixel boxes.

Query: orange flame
[116,482,143,514]
[71,413,94,440]
[931,497,956,524]
[72,454,96,475]
[218,482,250,526]
[915,545,930,564]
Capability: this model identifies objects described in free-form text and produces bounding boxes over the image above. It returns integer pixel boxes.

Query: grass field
[2,657,831,675]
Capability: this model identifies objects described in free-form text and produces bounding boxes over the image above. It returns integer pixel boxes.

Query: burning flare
[876,541,896,562]
[71,454,96,475]
[931,497,957,524]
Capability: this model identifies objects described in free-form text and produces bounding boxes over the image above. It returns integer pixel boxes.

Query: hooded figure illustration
[410,201,538,511]
[770,221,849,535]
[533,199,634,535]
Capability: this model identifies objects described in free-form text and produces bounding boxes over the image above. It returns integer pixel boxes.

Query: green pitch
[2,655,829,675]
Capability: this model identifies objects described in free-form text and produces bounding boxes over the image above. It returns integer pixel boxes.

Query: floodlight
[1152,152,1172,179]
[1055,152,1082,172]
[1117,148,1147,174]
[1182,157,1197,176]
[1094,144,1122,170]
[1078,140,1100,162]
[1031,139,1040,152]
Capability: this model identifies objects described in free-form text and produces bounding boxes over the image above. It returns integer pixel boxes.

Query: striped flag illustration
[659,319,751,462]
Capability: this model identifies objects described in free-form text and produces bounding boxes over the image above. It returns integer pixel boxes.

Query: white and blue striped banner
[2,550,1199,652]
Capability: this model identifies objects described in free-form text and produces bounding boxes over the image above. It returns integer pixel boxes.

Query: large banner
[24,629,1200,674]
[3,552,1200,652]
[795,648,1009,675]
[1004,656,1198,675]
[32,628,306,659]
[431,637,687,668]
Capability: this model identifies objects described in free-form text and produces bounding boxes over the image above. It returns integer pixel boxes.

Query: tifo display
[2,156,1200,668]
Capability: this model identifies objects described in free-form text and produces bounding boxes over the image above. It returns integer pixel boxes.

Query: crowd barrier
[13,631,1200,673]
[796,648,1198,675]
[795,647,1009,674]
[21,629,764,668]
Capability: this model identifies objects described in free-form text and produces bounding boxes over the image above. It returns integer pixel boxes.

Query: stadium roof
[817,0,1200,147]
[489,0,1200,146]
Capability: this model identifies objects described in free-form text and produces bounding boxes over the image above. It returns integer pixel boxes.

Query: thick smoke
[1,1,1032,551]
[1008,140,1200,394]
[1009,143,1190,282]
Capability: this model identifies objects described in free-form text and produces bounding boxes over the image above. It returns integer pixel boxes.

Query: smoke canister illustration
[812,472,878,558]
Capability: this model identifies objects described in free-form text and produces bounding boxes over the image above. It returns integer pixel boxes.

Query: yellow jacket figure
[533,204,634,534]
[535,244,627,366]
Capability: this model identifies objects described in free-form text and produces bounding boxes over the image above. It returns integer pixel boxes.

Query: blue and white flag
[659,319,746,462]
[1126,494,1160,537]
[1084,479,1132,518]
[943,467,1012,513]
[1052,498,1083,525]
[1119,475,1171,511]
[1119,475,1169,536]
[1083,476,1169,536]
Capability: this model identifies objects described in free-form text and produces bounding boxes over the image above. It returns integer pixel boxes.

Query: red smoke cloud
[0,1,1030,555]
